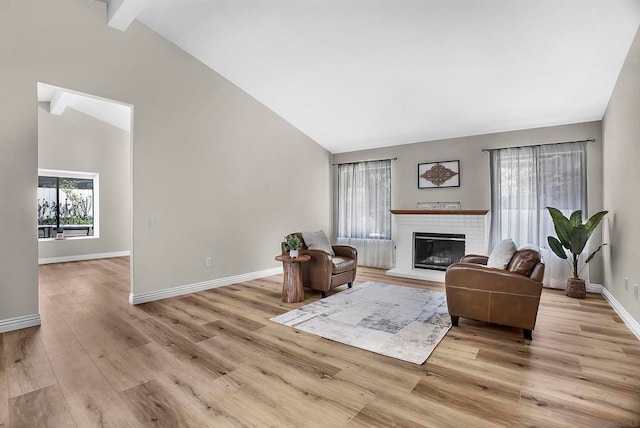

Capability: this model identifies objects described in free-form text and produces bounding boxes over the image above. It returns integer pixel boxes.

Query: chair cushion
[302,230,335,256]
[486,239,517,269]
[332,257,356,274]
[508,248,541,277]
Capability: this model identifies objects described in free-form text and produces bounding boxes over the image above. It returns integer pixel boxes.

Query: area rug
[270,281,451,364]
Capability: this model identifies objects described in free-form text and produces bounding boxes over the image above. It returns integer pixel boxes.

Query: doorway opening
[37,82,133,303]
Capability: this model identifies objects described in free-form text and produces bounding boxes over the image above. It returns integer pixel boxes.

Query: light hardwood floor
[1,257,639,427]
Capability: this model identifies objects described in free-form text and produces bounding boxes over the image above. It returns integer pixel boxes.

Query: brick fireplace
[387,210,490,282]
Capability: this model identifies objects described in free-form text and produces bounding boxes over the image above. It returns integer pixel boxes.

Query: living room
[1,0,640,426]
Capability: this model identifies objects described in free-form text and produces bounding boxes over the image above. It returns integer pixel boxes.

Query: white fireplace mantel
[386,210,490,282]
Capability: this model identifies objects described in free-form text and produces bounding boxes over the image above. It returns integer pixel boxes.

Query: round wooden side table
[275,254,310,303]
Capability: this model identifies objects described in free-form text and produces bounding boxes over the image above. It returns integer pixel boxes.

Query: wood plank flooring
[1,257,639,427]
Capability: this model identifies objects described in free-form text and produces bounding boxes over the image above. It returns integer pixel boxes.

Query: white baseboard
[39,251,130,265]
[0,313,41,334]
[586,282,603,293]
[129,266,283,305]
[590,284,640,341]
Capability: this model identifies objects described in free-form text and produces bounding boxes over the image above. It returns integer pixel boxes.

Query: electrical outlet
[205,257,212,268]
[635,284,639,300]
[625,277,629,290]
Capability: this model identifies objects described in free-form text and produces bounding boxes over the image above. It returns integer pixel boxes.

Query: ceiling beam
[107,0,150,32]
[49,90,71,116]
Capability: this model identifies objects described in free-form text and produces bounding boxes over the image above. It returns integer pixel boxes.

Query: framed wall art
[418,160,460,189]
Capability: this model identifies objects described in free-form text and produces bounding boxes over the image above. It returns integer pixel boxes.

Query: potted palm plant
[547,207,608,298]
[284,234,303,258]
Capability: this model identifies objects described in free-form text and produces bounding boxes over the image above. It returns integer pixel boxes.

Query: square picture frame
[418,160,460,189]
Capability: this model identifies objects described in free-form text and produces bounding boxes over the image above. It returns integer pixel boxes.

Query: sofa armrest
[300,249,332,269]
[530,263,545,283]
[445,263,542,297]
[459,254,489,265]
[332,245,357,259]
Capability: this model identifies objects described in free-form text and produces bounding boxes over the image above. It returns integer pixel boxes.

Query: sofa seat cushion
[332,257,356,274]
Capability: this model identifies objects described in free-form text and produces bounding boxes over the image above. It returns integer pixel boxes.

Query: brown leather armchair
[445,248,545,340]
[282,233,357,298]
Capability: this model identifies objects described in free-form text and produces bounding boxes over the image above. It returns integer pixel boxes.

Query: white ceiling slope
[131,1,640,153]
[38,83,132,132]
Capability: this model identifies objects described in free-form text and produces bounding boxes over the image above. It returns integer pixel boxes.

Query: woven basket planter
[566,278,587,299]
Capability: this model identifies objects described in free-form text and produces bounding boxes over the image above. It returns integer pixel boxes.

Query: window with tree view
[38,174,96,238]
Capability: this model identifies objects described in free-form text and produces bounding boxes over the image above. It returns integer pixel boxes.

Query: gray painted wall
[332,121,604,283]
[38,104,131,260]
[0,0,331,321]
[602,26,640,325]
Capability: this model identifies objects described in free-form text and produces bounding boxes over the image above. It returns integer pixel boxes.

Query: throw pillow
[508,247,541,277]
[301,230,335,256]
[486,239,517,269]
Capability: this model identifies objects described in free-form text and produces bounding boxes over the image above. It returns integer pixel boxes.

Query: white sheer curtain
[489,142,588,288]
[337,160,393,268]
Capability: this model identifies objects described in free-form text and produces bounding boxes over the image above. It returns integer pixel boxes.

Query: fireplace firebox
[413,232,465,271]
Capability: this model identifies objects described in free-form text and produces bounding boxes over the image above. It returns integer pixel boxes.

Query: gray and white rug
[270,281,451,364]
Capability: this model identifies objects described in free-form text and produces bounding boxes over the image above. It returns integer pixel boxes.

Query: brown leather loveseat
[445,248,545,340]
[282,233,357,298]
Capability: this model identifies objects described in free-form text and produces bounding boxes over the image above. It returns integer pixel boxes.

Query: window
[38,170,99,239]
[489,142,587,249]
[337,160,391,240]
[489,141,587,287]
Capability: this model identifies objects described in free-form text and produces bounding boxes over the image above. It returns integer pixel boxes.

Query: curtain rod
[331,157,397,166]
[481,138,595,153]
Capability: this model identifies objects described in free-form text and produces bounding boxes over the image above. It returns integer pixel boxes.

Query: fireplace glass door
[413,233,465,271]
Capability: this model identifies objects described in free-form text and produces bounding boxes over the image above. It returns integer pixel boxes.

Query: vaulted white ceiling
[119,1,640,153]
[38,83,132,132]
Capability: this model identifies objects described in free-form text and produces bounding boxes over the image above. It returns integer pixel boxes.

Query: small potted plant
[55,226,65,240]
[284,234,303,258]
[547,207,608,298]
